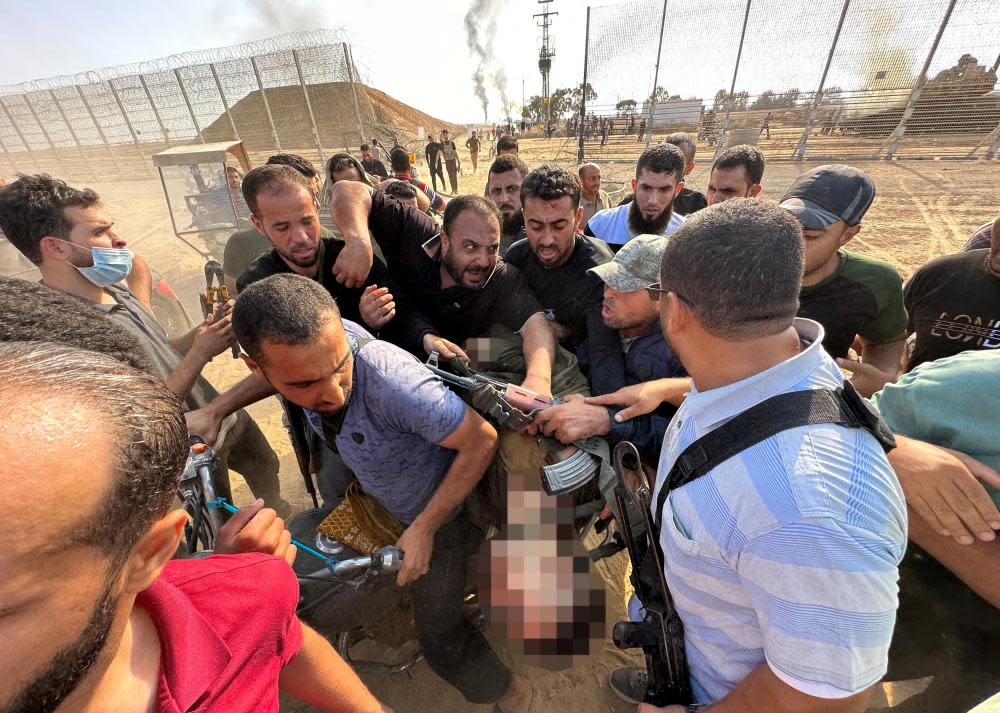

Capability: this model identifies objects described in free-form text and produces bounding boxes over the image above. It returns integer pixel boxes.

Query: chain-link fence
[0,30,430,182]
[576,0,1000,164]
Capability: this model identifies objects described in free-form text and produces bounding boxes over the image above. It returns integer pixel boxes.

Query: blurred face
[331,164,362,184]
[523,195,582,270]
[579,167,601,198]
[0,395,125,713]
[440,209,501,289]
[800,219,857,282]
[247,316,353,415]
[601,284,658,335]
[361,148,373,163]
[707,165,760,205]
[630,169,681,233]
[251,187,321,272]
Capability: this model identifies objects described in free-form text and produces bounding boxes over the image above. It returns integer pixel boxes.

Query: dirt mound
[199,82,463,153]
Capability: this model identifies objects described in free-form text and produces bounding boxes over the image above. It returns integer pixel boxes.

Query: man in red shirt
[0,340,389,713]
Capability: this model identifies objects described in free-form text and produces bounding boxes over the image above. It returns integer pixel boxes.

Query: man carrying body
[531,235,686,462]
[227,274,532,711]
[578,162,612,226]
[425,133,446,193]
[466,130,481,172]
[486,154,530,255]
[0,173,285,512]
[0,339,391,713]
[706,144,765,205]
[505,165,627,396]
[360,142,389,180]
[778,165,907,396]
[610,199,906,711]
[585,144,686,249]
[440,129,460,193]
[900,213,1000,371]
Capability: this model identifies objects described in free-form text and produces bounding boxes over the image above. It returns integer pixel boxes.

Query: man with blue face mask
[0,173,287,514]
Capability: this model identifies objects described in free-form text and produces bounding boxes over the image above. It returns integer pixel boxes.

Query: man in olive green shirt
[578,162,611,226]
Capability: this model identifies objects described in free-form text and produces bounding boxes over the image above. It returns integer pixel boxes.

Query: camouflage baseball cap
[588,235,667,292]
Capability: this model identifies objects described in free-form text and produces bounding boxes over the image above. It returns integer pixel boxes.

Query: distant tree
[752,90,777,109]
[567,83,598,114]
[647,85,670,104]
[616,98,638,116]
[713,89,729,110]
[821,86,845,104]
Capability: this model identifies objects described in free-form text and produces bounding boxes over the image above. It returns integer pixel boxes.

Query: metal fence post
[344,43,366,144]
[794,0,850,159]
[23,92,71,176]
[138,74,171,144]
[48,89,97,179]
[74,84,126,179]
[716,0,753,158]
[209,63,241,141]
[292,49,325,163]
[0,97,43,172]
[578,6,591,163]
[883,0,958,159]
[250,56,282,151]
[107,79,152,175]
[174,68,205,143]
[645,0,669,148]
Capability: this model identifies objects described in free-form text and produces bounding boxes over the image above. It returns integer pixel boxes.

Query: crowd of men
[0,123,997,713]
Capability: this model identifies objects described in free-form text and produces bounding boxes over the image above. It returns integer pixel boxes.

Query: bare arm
[280,622,390,713]
[584,377,693,420]
[643,664,874,713]
[164,307,234,399]
[395,408,498,585]
[328,180,375,288]
[837,334,905,398]
[518,312,556,396]
[184,373,276,445]
[126,254,154,310]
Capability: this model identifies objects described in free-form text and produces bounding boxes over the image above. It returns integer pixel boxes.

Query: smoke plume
[464,0,511,122]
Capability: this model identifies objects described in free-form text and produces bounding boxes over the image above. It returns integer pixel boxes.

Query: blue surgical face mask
[59,240,134,286]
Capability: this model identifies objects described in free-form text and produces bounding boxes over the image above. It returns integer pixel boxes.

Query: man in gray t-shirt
[228,274,530,711]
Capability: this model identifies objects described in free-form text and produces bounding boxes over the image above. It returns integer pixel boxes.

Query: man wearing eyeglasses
[531,235,687,462]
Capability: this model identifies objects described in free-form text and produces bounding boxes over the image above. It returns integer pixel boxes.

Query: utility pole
[534,0,557,134]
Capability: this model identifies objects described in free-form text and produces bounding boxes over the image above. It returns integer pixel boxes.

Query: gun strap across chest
[653,381,895,534]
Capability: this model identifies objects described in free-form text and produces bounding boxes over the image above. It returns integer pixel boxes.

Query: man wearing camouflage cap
[532,235,687,461]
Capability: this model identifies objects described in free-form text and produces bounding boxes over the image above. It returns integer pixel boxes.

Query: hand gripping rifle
[424,353,605,495]
[611,441,692,706]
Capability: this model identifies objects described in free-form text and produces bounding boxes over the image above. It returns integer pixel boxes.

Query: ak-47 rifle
[424,353,604,495]
[611,441,692,706]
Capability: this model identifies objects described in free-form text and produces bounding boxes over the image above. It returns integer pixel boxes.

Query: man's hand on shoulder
[215,498,297,565]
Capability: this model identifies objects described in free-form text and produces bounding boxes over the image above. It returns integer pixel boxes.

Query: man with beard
[584,143,686,249]
[486,154,529,255]
[236,164,462,361]
[0,340,391,713]
[505,165,627,396]
[227,275,533,712]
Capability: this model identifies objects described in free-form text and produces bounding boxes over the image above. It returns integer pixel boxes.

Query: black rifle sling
[653,382,895,534]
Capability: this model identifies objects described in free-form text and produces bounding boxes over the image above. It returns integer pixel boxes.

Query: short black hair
[0,276,155,374]
[241,164,311,218]
[497,135,519,153]
[233,273,342,365]
[360,143,371,152]
[659,198,802,340]
[520,164,582,210]
[664,132,696,164]
[384,180,418,202]
[442,195,502,235]
[389,147,411,174]
[0,174,101,263]
[488,154,529,179]
[636,144,685,182]
[328,155,357,176]
[266,153,319,180]
[711,145,766,185]
[0,341,187,570]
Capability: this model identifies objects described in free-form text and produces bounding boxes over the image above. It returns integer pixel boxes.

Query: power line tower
[534,0,557,133]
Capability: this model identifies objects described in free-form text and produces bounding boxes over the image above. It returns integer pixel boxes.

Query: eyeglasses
[645,282,695,310]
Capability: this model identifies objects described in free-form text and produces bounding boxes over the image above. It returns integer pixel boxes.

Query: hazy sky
[0,0,993,123]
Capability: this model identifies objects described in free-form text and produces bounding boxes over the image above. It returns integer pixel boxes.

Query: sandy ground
[5,141,997,712]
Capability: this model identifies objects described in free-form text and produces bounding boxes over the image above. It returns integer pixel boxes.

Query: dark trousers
[216,408,281,503]
[430,160,446,193]
[445,159,459,193]
[412,513,511,704]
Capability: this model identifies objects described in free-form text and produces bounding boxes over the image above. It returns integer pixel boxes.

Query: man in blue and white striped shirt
[611,198,907,712]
